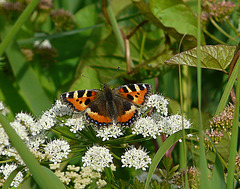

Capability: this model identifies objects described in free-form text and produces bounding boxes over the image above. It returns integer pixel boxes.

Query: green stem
[106,1,125,55]
[203,29,225,44]
[111,152,121,160]
[226,19,240,37]
[139,32,146,64]
[226,59,240,189]
[215,57,240,115]
[198,1,209,189]
[0,0,40,56]
[210,17,238,43]
[178,60,188,188]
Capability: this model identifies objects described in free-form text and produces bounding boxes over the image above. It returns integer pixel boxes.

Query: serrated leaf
[165,45,236,72]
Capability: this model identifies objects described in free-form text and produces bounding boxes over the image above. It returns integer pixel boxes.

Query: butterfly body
[60,84,152,127]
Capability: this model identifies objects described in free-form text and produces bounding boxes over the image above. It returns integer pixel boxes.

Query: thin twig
[127,20,149,39]
[120,30,131,73]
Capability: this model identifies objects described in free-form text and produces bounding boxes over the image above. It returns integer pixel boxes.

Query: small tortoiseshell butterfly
[60,84,152,127]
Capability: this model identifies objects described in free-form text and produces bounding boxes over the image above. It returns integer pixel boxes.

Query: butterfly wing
[114,84,152,126]
[59,89,100,112]
[115,84,152,105]
[115,100,138,126]
[85,101,112,127]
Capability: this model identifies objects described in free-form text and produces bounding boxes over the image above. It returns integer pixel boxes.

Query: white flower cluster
[132,117,159,139]
[146,94,169,116]
[0,93,192,187]
[160,114,192,136]
[121,146,151,171]
[37,100,72,132]
[82,146,113,172]
[0,100,72,187]
[44,139,71,164]
[82,145,151,172]
[132,94,192,138]
[51,164,107,189]
[0,101,9,116]
[0,164,23,188]
[0,112,47,165]
[96,124,124,141]
[65,113,85,133]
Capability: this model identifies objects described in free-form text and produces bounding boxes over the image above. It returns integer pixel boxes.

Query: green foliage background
[1,0,238,117]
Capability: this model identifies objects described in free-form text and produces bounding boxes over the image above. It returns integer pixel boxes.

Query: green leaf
[226,57,240,189]
[150,0,198,38]
[132,0,197,47]
[4,39,52,115]
[215,131,230,161]
[204,134,226,189]
[215,53,240,115]
[70,66,101,91]
[165,45,236,72]
[0,70,31,114]
[0,15,52,115]
[19,176,40,189]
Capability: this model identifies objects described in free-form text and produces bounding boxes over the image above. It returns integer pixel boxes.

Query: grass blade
[215,57,240,115]
[0,114,65,189]
[226,58,240,189]
[144,129,197,188]
[5,38,52,115]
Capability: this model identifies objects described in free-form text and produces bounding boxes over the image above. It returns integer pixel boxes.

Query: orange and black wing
[116,84,152,105]
[85,101,113,127]
[116,100,138,127]
[59,89,99,112]
[114,84,152,126]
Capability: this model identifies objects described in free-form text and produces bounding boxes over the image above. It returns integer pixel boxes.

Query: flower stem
[210,17,238,43]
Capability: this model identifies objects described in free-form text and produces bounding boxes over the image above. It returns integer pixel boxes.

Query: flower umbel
[96,124,124,141]
[65,113,85,133]
[0,164,24,187]
[210,102,234,134]
[121,146,151,171]
[158,114,192,136]
[132,117,160,139]
[50,9,75,31]
[44,139,71,164]
[82,146,113,172]
[146,94,169,116]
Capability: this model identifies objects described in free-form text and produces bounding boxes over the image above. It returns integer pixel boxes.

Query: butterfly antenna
[81,74,104,86]
[109,66,121,80]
